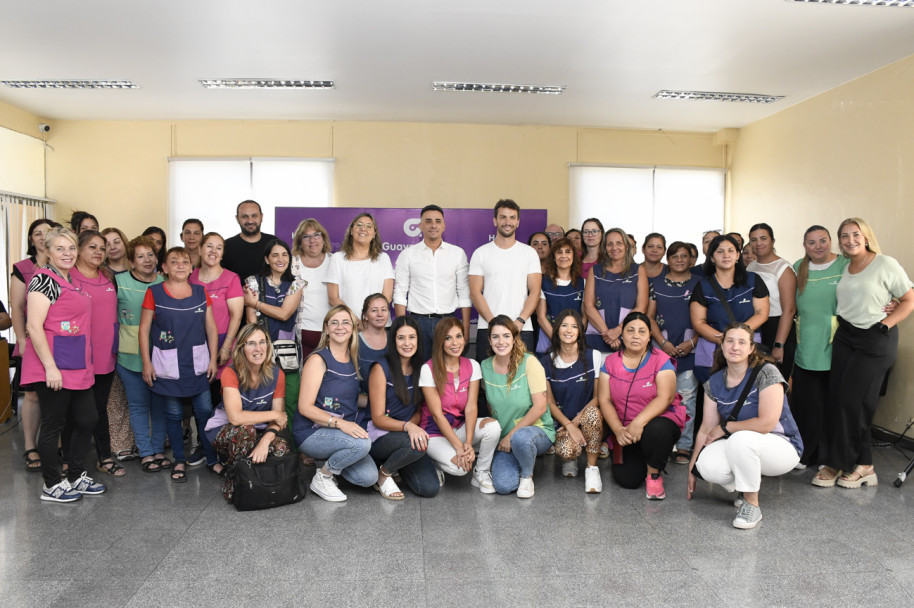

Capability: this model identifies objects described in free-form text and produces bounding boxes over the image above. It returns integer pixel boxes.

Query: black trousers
[822,319,897,471]
[759,314,797,380]
[611,416,681,489]
[62,371,115,464]
[36,383,97,487]
[790,366,830,466]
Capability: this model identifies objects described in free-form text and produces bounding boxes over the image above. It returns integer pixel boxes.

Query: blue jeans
[117,363,165,458]
[162,390,216,465]
[370,431,440,498]
[491,426,553,494]
[410,314,445,364]
[299,428,378,488]
[675,370,698,451]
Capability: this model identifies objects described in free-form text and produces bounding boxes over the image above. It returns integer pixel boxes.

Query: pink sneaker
[645,474,666,500]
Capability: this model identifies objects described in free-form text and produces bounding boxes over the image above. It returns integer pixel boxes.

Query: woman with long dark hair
[536,237,585,352]
[580,218,604,277]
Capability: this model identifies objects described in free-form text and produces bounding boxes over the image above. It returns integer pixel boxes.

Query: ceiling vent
[1,80,138,89]
[432,82,565,94]
[199,79,334,89]
[653,90,784,103]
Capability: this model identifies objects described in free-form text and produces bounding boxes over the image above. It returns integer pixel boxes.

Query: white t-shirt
[324,251,395,316]
[291,254,331,332]
[419,359,482,390]
[748,258,794,316]
[468,241,542,330]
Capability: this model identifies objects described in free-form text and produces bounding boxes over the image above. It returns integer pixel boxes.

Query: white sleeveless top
[747,258,793,316]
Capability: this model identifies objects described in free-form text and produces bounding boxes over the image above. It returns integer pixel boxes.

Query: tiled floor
[2,418,913,608]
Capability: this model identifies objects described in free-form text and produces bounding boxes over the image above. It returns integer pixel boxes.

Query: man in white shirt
[394,205,471,360]
[469,199,543,362]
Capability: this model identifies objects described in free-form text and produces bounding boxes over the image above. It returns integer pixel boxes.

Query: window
[168,158,334,245]
[1,193,51,343]
[569,165,725,258]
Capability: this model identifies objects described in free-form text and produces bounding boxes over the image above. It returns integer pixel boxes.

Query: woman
[290,218,332,359]
[419,318,501,493]
[243,238,305,428]
[190,232,244,423]
[741,245,756,266]
[22,227,106,502]
[813,218,914,488]
[482,315,555,497]
[580,218,604,277]
[541,310,603,492]
[70,211,99,234]
[10,218,54,472]
[139,247,220,482]
[694,230,722,276]
[565,229,583,256]
[648,241,701,464]
[747,223,797,378]
[687,323,803,529]
[102,228,130,274]
[367,316,440,499]
[180,219,204,268]
[356,294,390,427]
[115,236,168,472]
[599,312,684,499]
[293,305,378,502]
[528,231,551,270]
[203,323,290,502]
[68,230,123,476]
[325,212,394,316]
[536,237,585,353]
[689,234,769,385]
[583,227,649,353]
[641,233,668,286]
[142,226,166,269]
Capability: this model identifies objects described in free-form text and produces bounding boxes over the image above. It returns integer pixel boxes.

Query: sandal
[374,474,405,501]
[116,448,139,462]
[23,449,42,473]
[811,466,842,488]
[154,456,173,470]
[837,465,877,489]
[97,460,127,477]
[171,462,188,483]
[672,450,692,465]
[141,458,162,473]
[207,463,227,477]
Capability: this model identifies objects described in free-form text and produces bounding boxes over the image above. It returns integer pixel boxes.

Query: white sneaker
[434,465,446,487]
[310,471,347,502]
[733,501,763,529]
[584,466,602,493]
[41,479,82,503]
[69,472,106,495]
[561,460,579,477]
[470,468,495,494]
[517,476,535,498]
[794,463,807,471]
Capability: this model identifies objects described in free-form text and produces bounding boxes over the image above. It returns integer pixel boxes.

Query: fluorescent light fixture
[199,79,334,89]
[432,82,565,94]
[1,80,138,89]
[654,90,784,103]
[791,0,914,6]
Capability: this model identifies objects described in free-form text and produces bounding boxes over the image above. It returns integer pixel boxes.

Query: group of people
[8,199,912,530]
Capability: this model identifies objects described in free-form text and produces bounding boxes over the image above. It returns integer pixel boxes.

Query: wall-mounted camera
[38,123,50,133]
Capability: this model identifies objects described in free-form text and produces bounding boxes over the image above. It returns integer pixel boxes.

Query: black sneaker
[183,426,193,444]
[187,447,205,467]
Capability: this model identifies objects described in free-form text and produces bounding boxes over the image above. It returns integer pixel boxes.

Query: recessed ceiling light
[653,90,784,103]
[199,79,334,89]
[432,82,566,94]
[1,80,138,89]
[790,0,914,6]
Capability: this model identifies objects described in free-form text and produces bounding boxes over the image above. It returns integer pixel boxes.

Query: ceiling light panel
[653,90,784,103]
[432,82,565,94]
[1,80,138,89]
[790,0,914,6]
[199,79,334,89]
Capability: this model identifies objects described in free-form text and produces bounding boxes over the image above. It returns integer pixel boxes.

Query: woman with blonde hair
[290,218,332,358]
[324,212,394,315]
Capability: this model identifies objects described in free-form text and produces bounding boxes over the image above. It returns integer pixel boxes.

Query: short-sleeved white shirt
[468,241,541,331]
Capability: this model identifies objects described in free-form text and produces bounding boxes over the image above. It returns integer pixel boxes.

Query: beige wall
[0,101,46,199]
[731,53,914,434]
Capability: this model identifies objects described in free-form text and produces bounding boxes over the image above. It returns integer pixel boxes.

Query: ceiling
[3,1,914,132]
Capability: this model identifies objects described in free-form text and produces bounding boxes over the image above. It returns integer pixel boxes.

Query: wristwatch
[773,341,784,349]
[516,316,526,325]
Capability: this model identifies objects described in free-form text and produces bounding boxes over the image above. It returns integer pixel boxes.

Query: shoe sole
[186,457,206,467]
[563,472,578,478]
[309,481,347,502]
[733,513,762,529]
[517,491,534,498]
[470,478,496,494]
[646,493,666,500]
[585,486,602,493]
[75,489,106,495]
[41,493,81,503]
[836,474,877,489]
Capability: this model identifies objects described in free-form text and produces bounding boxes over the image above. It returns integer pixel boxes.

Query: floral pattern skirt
[212,424,291,502]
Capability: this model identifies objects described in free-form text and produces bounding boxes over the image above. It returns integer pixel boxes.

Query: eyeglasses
[354,222,375,230]
[328,319,352,328]
[582,229,601,236]
[301,232,323,241]
[244,340,268,348]
[545,231,563,239]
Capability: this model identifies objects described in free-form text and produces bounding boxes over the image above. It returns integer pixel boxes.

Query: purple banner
[274,207,547,267]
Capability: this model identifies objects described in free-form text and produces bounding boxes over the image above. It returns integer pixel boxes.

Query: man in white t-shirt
[394,205,472,360]
[469,199,542,362]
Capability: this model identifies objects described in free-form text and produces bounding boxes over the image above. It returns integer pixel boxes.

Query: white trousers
[695,431,799,493]
[426,418,502,476]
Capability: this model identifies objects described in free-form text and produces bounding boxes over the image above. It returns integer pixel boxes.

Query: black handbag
[230,451,308,511]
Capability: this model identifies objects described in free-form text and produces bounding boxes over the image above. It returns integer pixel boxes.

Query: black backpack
[230,451,308,511]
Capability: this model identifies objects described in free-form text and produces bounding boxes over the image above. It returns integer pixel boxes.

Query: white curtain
[1,192,51,343]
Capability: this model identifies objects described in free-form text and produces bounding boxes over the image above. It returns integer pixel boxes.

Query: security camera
[38,123,50,133]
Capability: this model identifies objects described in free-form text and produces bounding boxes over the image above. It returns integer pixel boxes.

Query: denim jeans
[410,314,444,364]
[675,370,698,451]
[491,426,553,494]
[370,431,440,497]
[117,363,165,458]
[300,428,378,488]
[162,390,216,464]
